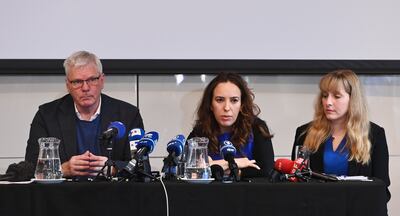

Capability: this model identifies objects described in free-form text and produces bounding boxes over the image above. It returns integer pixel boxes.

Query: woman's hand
[234,157,260,170]
[208,156,260,177]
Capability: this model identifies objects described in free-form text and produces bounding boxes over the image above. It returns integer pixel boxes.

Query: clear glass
[294,145,310,169]
[34,137,63,179]
[184,137,211,179]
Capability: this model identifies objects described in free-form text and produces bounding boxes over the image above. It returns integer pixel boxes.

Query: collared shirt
[74,98,102,121]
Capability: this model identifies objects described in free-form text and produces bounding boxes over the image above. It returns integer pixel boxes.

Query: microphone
[274,158,337,182]
[166,134,186,158]
[307,171,338,182]
[162,135,186,178]
[220,140,240,182]
[128,128,145,157]
[101,121,126,140]
[274,158,307,182]
[123,158,138,175]
[274,158,303,173]
[134,131,159,161]
[0,161,35,182]
[122,131,159,175]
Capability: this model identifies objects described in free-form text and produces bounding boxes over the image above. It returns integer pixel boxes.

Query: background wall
[0,74,398,214]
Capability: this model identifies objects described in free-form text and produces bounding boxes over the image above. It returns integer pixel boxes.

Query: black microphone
[122,158,138,175]
[0,161,35,182]
[305,170,338,182]
[101,121,126,140]
[220,140,240,182]
[284,170,338,182]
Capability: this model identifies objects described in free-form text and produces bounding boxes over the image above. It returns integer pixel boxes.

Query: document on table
[0,179,34,184]
[336,176,372,181]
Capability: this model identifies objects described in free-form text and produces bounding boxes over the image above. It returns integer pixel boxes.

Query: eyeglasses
[68,75,102,89]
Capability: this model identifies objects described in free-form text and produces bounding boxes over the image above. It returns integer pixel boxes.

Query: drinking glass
[294,145,310,169]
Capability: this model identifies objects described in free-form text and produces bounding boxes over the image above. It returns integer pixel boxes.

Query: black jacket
[25,94,144,164]
[292,122,391,201]
[187,118,274,178]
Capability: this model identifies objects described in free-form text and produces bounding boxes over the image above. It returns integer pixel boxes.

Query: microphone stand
[95,136,116,181]
[226,157,240,182]
[162,153,179,181]
[285,169,338,182]
[284,171,310,182]
[124,154,156,182]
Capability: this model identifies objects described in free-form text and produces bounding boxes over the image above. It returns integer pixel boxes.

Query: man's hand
[61,151,108,177]
[87,152,108,175]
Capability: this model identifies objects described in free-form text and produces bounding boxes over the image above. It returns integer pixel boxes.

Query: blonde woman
[291,69,390,201]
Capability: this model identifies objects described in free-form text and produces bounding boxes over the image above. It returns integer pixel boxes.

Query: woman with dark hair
[292,69,390,201]
[187,72,274,178]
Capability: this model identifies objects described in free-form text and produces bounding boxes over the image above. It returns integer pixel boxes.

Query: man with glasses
[25,50,144,178]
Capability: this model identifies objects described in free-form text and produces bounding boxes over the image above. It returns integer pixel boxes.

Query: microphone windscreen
[128,128,145,142]
[274,158,295,174]
[166,134,186,157]
[108,121,126,139]
[174,134,186,145]
[136,131,159,154]
[220,140,236,159]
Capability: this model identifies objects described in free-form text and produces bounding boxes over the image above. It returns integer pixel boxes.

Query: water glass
[294,145,310,169]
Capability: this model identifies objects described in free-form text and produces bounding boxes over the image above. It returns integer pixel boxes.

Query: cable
[158,176,169,216]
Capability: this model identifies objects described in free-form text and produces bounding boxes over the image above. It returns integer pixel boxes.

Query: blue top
[209,132,254,160]
[323,136,349,176]
[76,115,101,155]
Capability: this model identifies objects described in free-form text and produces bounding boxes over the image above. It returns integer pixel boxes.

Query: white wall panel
[102,75,138,107]
[0,75,66,157]
[248,75,320,156]
[364,75,400,155]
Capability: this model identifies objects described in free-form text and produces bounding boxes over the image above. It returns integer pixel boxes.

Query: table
[0,178,387,216]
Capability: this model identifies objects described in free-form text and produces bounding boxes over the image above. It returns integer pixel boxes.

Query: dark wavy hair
[194,72,272,153]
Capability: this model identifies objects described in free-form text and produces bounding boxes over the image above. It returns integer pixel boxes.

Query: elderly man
[25,50,144,177]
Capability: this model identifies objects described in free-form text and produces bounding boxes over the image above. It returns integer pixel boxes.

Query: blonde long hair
[303,69,371,164]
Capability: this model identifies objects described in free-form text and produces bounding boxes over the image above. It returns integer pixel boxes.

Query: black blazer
[292,122,391,201]
[25,94,144,164]
[187,117,275,178]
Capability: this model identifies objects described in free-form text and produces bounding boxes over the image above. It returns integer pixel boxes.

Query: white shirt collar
[74,97,101,121]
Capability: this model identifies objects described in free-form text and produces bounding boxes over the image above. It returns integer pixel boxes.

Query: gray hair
[63,50,103,76]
